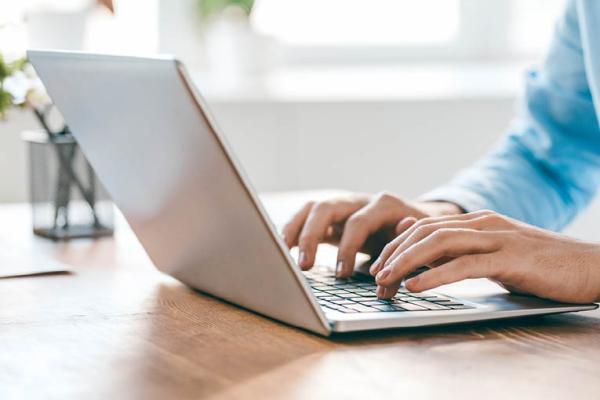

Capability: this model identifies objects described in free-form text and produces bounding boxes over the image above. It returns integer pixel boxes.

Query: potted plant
[0,55,28,118]
[198,0,274,92]
[1,54,114,240]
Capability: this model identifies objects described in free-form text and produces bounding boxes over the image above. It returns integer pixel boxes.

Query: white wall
[0,109,31,203]
[2,97,599,239]
[211,98,511,197]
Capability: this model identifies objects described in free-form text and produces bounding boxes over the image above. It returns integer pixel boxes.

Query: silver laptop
[28,50,597,336]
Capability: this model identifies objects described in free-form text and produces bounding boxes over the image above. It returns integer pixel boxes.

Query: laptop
[27,50,598,336]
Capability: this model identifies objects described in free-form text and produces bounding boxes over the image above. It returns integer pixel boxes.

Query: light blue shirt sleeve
[421,0,600,231]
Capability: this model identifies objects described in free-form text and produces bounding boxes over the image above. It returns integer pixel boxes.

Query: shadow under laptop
[330,311,600,344]
[137,283,600,399]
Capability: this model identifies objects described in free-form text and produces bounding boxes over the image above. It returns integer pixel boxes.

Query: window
[251,0,566,65]
[252,0,460,46]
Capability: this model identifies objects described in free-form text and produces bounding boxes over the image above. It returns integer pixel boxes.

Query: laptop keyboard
[305,268,472,313]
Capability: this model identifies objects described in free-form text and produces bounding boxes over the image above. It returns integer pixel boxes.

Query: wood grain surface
[1,197,599,400]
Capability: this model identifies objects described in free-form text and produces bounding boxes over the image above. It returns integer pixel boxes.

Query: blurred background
[1,0,598,238]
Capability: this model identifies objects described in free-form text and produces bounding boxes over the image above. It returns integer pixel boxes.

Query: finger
[376,281,401,299]
[297,200,366,269]
[281,202,314,248]
[372,210,497,274]
[404,254,493,292]
[369,215,418,274]
[369,217,417,275]
[336,199,401,278]
[376,229,502,288]
[395,216,418,235]
[382,216,496,270]
[393,210,496,250]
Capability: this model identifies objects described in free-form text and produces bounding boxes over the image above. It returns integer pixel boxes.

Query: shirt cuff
[418,186,494,214]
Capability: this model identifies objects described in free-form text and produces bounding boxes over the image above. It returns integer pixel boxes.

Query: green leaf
[0,89,14,117]
[8,57,28,73]
[199,0,254,20]
[0,54,9,81]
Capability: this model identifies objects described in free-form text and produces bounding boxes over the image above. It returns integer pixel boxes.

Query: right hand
[281,191,463,277]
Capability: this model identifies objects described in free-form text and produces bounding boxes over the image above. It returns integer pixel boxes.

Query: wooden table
[1,194,600,400]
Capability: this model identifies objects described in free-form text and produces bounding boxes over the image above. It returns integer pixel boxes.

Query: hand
[281,191,463,277]
[370,210,600,304]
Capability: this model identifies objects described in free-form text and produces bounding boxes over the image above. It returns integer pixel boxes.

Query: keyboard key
[331,299,355,305]
[349,290,374,296]
[362,300,390,306]
[332,282,349,286]
[337,307,359,313]
[346,304,378,312]
[350,296,377,302]
[308,271,470,312]
[327,289,350,295]
[411,300,450,310]
[335,293,357,299]
[373,305,401,312]
[398,302,427,311]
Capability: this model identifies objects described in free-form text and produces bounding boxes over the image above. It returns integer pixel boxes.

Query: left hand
[370,210,600,304]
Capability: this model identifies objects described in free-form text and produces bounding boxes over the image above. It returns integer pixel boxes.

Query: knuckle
[374,191,397,203]
[415,216,436,227]
[312,201,332,214]
[382,241,394,253]
[430,228,453,241]
[381,242,397,257]
[477,209,496,216]
[346,213,366,227]
[394,251,412,266]
[483,212,507,225]
[413,225,433,238]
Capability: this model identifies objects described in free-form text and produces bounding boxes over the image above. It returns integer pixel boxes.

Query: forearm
[421,1,600,231]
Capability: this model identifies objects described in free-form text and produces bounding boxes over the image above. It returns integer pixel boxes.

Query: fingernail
[336,260,344,277]
[376,267,391,283]
[376,285,385,298]
[299,250,307,266]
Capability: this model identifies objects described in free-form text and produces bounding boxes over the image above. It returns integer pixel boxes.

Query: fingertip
[405,276,422,292]
[369,259,381,275]
[298,250,311,269]
[335,260,344,277]
[336,259,354,278]
[335,247,356,277]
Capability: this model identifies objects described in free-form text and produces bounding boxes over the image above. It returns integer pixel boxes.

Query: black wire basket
[22,130,114,240]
